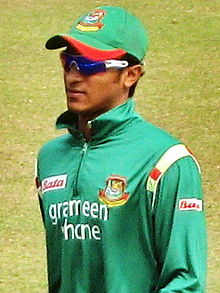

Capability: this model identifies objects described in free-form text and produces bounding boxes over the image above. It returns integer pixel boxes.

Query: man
[36,6,207,293]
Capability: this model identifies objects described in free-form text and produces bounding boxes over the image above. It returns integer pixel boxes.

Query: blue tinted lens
[61,53,106,75]
[76,56,106,75]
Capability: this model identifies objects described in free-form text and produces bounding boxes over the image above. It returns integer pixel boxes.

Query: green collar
[56,99,140,140]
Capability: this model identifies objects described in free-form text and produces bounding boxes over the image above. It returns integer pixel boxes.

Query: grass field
[1,0,219,292]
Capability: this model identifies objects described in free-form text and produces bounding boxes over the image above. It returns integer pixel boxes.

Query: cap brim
[45,35,126,61]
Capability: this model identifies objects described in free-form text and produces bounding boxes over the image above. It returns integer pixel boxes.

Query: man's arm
[153,156,207,292]
[35,159,46,226]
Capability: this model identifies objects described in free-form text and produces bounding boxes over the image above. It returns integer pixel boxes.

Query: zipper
[81,141,88,154]
[73,140,89,196]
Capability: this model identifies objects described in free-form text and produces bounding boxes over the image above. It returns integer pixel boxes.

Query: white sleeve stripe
[146,144,201,210]
[154,144,200,174]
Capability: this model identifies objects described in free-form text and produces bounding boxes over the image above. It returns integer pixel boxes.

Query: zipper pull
[82,142,88,154]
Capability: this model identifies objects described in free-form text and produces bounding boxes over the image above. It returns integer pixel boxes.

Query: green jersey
[36,99,207,292]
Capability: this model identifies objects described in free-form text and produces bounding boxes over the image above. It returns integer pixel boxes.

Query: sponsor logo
[76,9,106,32]
[99,175,130,207]
[49,199,109,241]
[179,198,203,211]
[42,175,67,194]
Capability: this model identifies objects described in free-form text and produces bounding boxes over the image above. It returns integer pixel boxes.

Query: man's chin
[67,103,88,115]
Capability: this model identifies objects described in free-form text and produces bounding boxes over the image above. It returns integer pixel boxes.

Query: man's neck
[78,115,92,141]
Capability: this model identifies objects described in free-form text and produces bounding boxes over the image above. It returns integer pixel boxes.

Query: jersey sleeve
[152,156,207,292]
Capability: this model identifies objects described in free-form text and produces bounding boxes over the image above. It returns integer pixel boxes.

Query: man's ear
[123,65,144,88]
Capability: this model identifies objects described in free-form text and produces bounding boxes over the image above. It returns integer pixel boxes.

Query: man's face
[61,50,132,121]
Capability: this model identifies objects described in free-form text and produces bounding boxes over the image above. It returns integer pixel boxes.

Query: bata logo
[179,198,203,211]
[42,175,67,194]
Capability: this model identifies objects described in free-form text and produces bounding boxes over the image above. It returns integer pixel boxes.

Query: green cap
[45,6,148,61]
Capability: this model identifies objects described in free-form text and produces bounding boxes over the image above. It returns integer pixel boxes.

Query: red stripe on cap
[149,168,162,180]
[63,36,126,61]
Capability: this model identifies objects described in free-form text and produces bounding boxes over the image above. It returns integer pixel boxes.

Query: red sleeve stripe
[149,168,162,180]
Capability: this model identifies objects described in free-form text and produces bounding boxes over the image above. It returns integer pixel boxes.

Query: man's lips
[67,89,86,98]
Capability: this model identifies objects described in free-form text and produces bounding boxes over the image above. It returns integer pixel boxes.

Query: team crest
[99,175,130,207]
[76,9,106,32]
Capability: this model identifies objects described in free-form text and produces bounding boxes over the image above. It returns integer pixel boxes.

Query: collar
[56,99,139,141]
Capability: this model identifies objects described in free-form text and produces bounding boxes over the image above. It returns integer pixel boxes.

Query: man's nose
[64,65,84,81]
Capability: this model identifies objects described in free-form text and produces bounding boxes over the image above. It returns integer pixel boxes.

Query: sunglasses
[60,52,129,75]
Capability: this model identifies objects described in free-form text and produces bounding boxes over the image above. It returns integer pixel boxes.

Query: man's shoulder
[38,133,72,156]
[133,115,180,146]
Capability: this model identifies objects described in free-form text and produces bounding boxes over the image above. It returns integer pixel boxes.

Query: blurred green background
[1,0,219,292]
